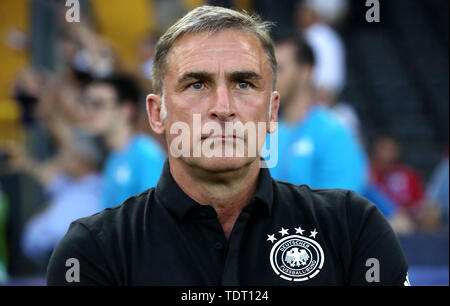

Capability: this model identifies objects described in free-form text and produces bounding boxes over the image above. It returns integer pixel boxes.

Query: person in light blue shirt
[270,107,368,193]
[102,133,165,208]
[83,74,166,209]
[267,34,368,194]
[426,153,449,225]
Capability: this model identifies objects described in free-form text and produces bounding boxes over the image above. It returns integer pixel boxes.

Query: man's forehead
[166,30,270,76]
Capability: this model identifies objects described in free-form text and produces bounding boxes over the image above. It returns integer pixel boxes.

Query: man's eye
[190,82,204,90]
[237,82,250,89]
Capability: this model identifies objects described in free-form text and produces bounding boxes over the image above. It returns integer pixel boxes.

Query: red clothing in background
[370,163,425,211]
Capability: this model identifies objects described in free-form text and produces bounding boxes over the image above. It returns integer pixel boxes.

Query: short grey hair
[152,5,277,95]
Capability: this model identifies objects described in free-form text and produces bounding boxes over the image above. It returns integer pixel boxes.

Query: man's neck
[169,157,261,239]
[282,86,314,125]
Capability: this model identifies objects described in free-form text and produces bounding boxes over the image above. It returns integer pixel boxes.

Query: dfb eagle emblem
[285,247,309,267]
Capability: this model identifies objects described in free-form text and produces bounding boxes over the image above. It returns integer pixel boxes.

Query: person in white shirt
[295,0,363,141]
[295,0,348,103]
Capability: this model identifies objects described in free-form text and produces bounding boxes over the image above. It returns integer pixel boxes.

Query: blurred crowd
[0,0,448,282]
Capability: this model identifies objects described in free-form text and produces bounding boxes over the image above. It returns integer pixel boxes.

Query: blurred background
[0,0,448,286]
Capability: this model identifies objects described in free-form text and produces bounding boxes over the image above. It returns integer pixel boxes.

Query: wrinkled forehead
[165,30,272,79]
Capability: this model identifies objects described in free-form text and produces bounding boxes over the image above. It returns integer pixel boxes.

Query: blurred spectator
[268,34,368,194]
[0,185,8,283]
[4,131,103,262]
[64,21,115,79]
[12,68,42,126]
[295,0,348,105]
[425,147,449,227]
[366,135,446,233]
[330,101,362,140]
[295,0,362,140]
[364,182,415,234]
[82,74,166,209]
[138,35,158,81]
[369,135,427,222]
[155,0,189,32]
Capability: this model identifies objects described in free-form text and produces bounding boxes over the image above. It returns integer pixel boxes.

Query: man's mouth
[207,135,236,140]
[204,134,238,141]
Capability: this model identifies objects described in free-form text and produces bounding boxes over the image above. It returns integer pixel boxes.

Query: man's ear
[146,94,165,135]
[268,91,280,134]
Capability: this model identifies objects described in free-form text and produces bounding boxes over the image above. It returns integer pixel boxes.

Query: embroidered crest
[267,227,324,281]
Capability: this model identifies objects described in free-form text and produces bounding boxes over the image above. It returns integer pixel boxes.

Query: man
[6,131,104,261]
[83,74,166,208]
[295,0,347,107]
[47,6,408,285]
[426,147,449,227]
[269,34,368,194]
[0,185,7,283]
[295,0,363,139]
[369,134,426,222]
[367,134,445,233]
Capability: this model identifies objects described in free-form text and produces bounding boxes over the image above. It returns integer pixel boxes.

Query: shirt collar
[155,159,274,219]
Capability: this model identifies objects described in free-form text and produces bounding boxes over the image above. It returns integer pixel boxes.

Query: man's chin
[183,156,257,173]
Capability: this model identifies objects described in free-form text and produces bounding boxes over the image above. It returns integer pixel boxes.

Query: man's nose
[210,85,236,121]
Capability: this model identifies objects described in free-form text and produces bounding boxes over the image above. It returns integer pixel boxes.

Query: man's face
[83,84,120,136]
[373,137,400,171]
[61,149,88,178]
[156,29,279,172]
[275,42,300,106]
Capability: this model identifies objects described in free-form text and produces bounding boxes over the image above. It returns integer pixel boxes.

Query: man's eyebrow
[229,71,263,81]
[177,72,213,85]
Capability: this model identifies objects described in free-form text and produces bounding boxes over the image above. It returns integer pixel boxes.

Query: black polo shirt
[47,160,409,285]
